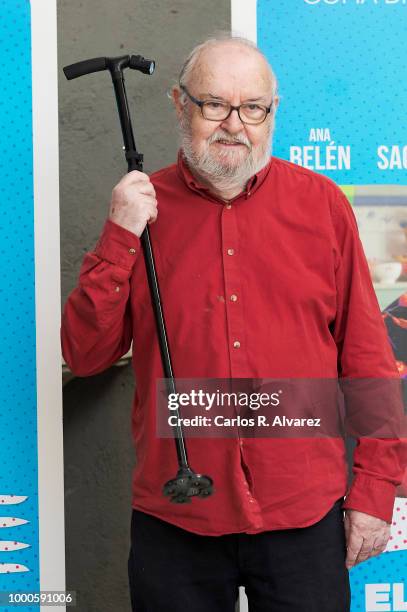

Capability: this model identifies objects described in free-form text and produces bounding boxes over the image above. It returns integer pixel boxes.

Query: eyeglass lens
[202,101,267,124]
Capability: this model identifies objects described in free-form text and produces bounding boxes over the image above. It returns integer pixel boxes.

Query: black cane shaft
[139,226,189,468]
[113,76,137,153]
[111,75,190,469]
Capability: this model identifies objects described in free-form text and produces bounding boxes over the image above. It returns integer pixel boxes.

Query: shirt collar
[176,149,272,204]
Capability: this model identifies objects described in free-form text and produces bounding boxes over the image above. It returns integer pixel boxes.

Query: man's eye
[246,104,261,111]
[206,101,225,109]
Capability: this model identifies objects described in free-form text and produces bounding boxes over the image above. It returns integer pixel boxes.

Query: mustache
[207,130,252,149]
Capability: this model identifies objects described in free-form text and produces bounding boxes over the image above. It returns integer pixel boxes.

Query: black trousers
[128,498,350,611]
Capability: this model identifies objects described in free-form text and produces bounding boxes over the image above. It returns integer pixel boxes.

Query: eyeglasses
[180,85,273,125]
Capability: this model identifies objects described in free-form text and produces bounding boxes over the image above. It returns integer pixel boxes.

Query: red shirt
[61,152,406,534]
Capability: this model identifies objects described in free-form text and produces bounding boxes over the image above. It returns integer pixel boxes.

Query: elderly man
[61,36,406,611]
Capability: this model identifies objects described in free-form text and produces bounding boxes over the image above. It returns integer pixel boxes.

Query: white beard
[179,113,275,194]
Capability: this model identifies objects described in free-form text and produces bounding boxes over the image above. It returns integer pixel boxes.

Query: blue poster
[258,0,407,185]
[0,1,40,609]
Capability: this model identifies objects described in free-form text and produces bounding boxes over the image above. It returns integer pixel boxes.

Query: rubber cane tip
[172,494,191,504]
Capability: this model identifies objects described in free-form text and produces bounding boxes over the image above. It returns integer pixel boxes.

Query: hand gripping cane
[63,55,214,503]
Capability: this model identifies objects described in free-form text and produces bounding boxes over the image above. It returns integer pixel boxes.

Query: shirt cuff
[342,473,397,523]
[94,219,141,270]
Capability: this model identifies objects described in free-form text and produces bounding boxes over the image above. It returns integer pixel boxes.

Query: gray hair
[176,33,278,103]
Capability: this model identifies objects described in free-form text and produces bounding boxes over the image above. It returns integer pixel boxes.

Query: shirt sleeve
[61,219,141,376]
[329,189,407,523]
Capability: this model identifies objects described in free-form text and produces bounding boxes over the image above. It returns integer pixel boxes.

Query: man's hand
[109,170,158,237]
[344,509,391,569]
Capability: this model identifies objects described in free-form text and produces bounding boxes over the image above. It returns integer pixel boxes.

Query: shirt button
[115,286,120,293]
[129,248,136,255]
[227,248,235,256]
[230,294,238,302]
[226,204,232,209]
[233,340,241,349]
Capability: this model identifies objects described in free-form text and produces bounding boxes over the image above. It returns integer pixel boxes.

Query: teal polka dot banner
[0,1,39,610]
[257,0,407,184]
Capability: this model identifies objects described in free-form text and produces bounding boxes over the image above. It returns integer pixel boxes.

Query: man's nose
[220,108,245,133]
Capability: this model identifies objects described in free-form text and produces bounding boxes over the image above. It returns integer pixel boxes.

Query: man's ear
[171,86,184,121]
[274,95,280,111]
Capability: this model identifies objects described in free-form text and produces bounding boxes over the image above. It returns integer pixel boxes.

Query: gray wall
[58,2,230,610]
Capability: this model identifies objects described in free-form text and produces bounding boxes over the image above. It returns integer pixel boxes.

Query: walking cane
[63,55,214,503]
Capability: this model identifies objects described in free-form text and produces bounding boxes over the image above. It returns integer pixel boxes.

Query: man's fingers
[138,183,156,197]
[372,544,387,556]
[112,170,151,194]
[348,533,388,567]
[345,532,363,569]
[109,194,156,216]
[147,207,158,224]
[121,170,150,185]
[369,535,388,557]
[354,540,374,566]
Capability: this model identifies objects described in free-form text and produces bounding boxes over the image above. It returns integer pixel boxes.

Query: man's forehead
[190,44,273,95]
[194,75,272,102]
[197,89,270,104]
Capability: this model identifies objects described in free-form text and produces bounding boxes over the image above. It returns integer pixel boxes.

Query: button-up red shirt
[61,151,406,533]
